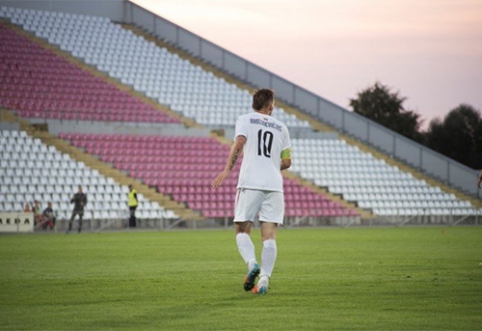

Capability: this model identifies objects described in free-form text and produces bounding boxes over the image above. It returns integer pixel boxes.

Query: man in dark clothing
[67,185,87,234]
[42,201,56,230]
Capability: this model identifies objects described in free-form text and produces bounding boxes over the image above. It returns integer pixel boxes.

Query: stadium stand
[61,133,359,222]
[0,24,179,124]
[290,139,478,216]
[0,5,479,226]
[0,129,178,230]
[0,6,309,129]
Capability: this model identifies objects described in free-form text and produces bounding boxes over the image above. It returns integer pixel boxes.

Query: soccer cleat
[253,276,269,295]
[243,263,260,291]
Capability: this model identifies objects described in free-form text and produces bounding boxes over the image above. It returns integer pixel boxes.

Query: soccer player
[212,89,292,294]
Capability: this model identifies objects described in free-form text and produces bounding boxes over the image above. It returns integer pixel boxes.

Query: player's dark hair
[252,89,275,111]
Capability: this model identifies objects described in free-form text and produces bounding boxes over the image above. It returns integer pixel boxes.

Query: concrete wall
[0,122,20,131]
[0,0,124,21]
[27,119,210,138]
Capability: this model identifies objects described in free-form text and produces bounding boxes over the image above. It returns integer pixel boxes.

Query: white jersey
[235,112,291,192]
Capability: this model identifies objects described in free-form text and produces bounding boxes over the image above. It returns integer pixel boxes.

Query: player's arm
[211,135,247,189]
[280,148,291,170]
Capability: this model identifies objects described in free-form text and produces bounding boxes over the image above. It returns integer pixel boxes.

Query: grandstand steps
[121,23,481,211]
[1,108,205,221]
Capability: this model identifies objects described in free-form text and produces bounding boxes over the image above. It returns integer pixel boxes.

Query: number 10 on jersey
[257,129,273,158]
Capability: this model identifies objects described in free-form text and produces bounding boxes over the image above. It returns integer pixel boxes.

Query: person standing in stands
[128,185,138,228]
[211,89,292,295]
[67,185,87,234]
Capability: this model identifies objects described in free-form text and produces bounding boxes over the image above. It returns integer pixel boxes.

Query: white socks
[236,233,256,269]
[260,239,277,278]
[236,233,277,278]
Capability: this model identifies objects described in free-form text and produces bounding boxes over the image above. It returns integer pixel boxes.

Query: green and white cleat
[253,276,269,295]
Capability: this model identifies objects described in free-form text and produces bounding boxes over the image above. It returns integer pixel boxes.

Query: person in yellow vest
[128,185,138,228]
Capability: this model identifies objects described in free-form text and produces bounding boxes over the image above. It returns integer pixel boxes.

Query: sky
[132,0,482,130]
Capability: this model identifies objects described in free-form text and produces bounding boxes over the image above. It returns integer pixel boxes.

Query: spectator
[24,202,31,213]
[42,202,56,230]
[67,185,87,234]
[127,185,138,228]
[32,200,43,227]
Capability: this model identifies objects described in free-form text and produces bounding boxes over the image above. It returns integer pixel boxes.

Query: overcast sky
[132,0,482,130]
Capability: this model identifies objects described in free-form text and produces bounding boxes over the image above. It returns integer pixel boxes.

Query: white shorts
[233,188,284,224]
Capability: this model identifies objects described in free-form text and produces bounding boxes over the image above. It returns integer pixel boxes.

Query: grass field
[1,226,482,330]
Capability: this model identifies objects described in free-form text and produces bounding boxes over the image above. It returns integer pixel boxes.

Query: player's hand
[212,170,229,190]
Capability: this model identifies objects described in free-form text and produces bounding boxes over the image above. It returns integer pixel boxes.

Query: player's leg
[235,221,255,266]
[234,189,262,291]
[254,222,277,294]
[254,191,284,294]
[235,222,260,291]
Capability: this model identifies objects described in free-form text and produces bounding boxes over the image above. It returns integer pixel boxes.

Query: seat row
[63,132,359,219]
[289,138,478,215]
[0,130,178,221]
[0,25,178,124]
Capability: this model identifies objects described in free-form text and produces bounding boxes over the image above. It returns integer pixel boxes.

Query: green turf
[1,227,482,330]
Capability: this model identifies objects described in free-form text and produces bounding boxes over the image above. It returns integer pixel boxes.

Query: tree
[349,82,423,142]
[424,104,482,169]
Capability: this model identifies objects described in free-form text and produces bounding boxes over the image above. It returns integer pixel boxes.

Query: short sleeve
[234,116,248,141]
[282,125,291,152]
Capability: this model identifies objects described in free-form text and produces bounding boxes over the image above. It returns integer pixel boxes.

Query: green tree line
[349,82,482,170]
